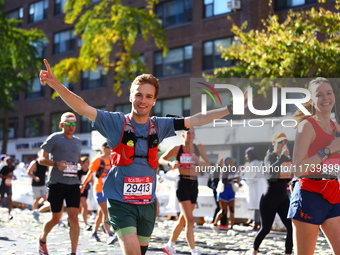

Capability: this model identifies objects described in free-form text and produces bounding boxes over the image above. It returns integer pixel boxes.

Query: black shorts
[47,183,80,213]
[176,177,198,204]
[0,185,12,198]
[80,189,88,198]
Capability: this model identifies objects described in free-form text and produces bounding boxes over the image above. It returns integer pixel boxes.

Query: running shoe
[210,223,218,230]
[191,250,201,255]
[33,211,40,222]
[217,224,229,230]
[107,234,118,245]
[92,232,101,242]
[85,224,92,231]
[162,244,176,255]
[8,214,13,220]
[38,239,48,255]
[100,223,106,233]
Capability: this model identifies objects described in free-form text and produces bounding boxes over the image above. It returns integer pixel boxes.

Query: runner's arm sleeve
[173,118,188,131]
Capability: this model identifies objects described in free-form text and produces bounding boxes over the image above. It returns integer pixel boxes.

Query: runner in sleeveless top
[26,153,48,222]
[77,156,91,231]
[247,131,293,255]
[0,156,15,220]
[159,128,210,255]
[39,59,247,255]
[211,157,240,230]
[288,77,340,255]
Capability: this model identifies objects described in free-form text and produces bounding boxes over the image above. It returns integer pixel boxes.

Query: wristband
[54,161,57,167]
[317,150,328,161]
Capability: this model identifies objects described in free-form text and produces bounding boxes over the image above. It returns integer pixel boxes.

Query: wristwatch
[317,147,331,160]
[323,147,332,157]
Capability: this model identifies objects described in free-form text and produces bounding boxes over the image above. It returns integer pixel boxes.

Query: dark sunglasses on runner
[63,122,77,127]
[278,140,287,144]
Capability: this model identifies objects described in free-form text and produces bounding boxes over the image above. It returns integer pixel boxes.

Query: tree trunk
[1,112,9,155]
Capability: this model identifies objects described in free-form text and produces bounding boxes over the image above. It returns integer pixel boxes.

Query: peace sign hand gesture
[39,59,59,87]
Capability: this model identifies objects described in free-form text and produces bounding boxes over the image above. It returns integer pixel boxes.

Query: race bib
[123,176,153,204]
[63,162,78,177]
[180,153,195,168]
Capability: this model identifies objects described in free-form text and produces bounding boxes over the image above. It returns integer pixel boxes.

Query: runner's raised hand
[39,59,58,87]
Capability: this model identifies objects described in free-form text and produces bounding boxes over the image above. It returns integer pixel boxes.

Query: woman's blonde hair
[293,77,332,127]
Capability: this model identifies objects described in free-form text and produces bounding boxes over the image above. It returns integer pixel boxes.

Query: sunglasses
[278,140,288,144]
[63,122,77,127]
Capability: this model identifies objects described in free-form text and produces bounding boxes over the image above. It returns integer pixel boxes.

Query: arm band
[173,118,188,131]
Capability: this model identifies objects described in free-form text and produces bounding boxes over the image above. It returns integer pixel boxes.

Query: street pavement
[0,207,333,255]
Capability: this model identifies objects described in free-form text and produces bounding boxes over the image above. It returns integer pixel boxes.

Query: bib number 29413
[123,176,153,204]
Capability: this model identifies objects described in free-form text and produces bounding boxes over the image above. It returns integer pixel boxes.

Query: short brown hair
[130,74,160,98]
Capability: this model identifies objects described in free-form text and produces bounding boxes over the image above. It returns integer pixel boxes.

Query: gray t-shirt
[94,110,176,204]
[41,132,82,185]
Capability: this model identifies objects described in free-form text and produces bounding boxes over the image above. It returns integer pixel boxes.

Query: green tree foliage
[205,0,340,119]
[52,0,168,96]
[0,0,46,153]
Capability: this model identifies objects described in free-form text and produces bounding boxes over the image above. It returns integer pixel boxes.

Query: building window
[26,78,45,99]
[28,0,48,24]
[53,29,75,55]
[204,0,231,18]
[153,97,190,117]
[50,112,64,133]
[25,115,44,137]
[155,0,192,28]
[54,0,66,15]
[115,104,131,114]
[154,45,192,77]
[81,107,104,133]
[31,40,47,58]
[81,68,107,90]
[275,0,317,11]
[7,7,23,27]
[51,80,73,95]
[203,37,236,70]
[0,118,18,139]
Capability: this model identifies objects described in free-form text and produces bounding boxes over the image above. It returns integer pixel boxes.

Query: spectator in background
[26,153,49,222]
[78,156,92,231]
[247,132,293,255]
[0,156,15,220]
[14,160,29,181]
[242,147,267,231]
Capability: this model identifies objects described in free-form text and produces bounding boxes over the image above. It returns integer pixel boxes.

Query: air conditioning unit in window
[227,0,241,10]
